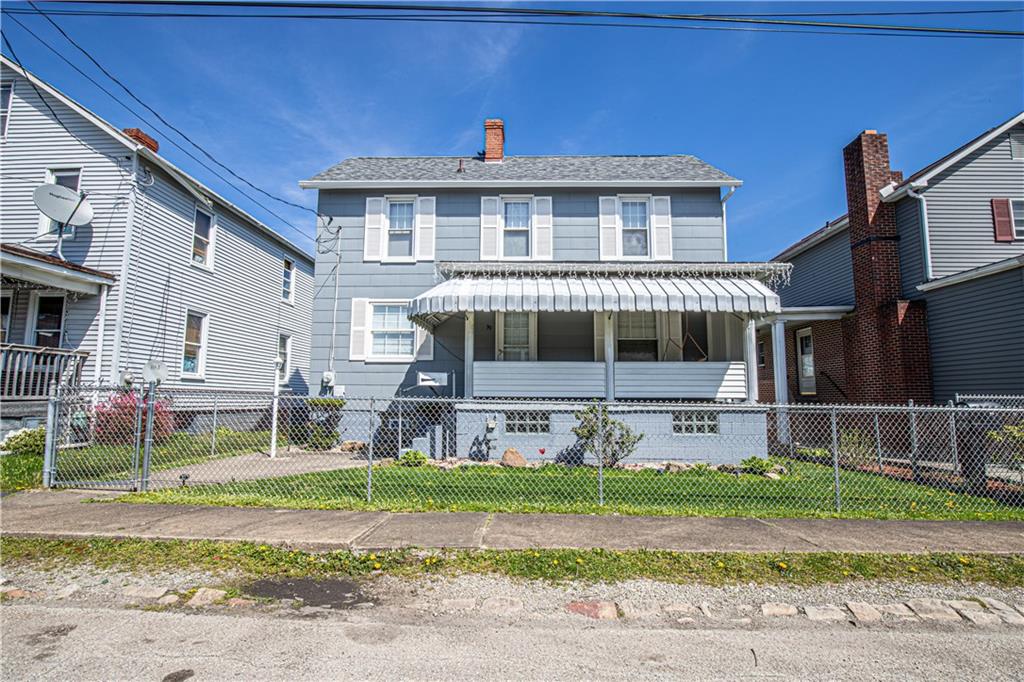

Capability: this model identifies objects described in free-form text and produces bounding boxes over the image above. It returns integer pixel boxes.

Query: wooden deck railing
[0,345,89,400]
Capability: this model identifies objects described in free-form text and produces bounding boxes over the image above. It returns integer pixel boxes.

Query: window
[277,334,291,384]
[673,411,719,435]
[370,303,415,359]
[501,198,531,259]
[29,294,65,348]
[499,312,531,360]
[620,198,650,258]
[1012,200,1024,239]
[505,410,549,434]
[40,168,81,236]
[757,341,766,368]
[0,293,10,343]
[192,208,214,267]
[282,259,294,301]
[1011,130,1024,160]
[617,311,658,361]
[385,198,415,260]
[0,82,12,138]
[181,311,207,377]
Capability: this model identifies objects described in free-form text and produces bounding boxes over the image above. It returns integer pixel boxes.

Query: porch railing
[0,344,89,400]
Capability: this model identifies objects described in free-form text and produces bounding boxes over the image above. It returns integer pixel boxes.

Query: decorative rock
[500,448,528,468]
[959,610,1001,627]
[618,601,661,619]
[945,599,984,612]
[54,584,81,600]
[763,472,782,481]
[225,597,256,608]
[663,602,699,616]
[441,598,476,611]
[804,605,848,621]
[768,464,788,475]
[186,587,227,608]
[876,603,916,619]
[480,596,523,616]
[566,600,618,620]
[337,440,366,453]
[663,462,693,474]
[979,598,1024,626]
[846,602,882,623]
[1,588,29,599]
[761,602,797,617]
[157,595,180,606]
[906,598,961,623]
[716,463,743,475]
[123,585,168,600]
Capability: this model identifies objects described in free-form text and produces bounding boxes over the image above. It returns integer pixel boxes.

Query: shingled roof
[301,155,741,187]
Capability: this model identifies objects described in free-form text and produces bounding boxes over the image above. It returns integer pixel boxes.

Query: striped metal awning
[409,276,781,328]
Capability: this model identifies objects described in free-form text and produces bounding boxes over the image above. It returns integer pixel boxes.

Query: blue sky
[3,1,1022,258]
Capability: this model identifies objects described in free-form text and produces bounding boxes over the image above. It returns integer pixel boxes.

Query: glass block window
[505,410,549,434]
[673,411,719,435]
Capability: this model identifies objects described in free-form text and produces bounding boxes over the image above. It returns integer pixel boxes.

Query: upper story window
[39,168,81,236]
[386,198,415,260]
[0,82,12,139]
[1010,129,1024,160]
[192,207,214,267]
[282,258,294,301]
[599,195,670,261]
[1012,200,1024,239]
[480,195,552,261]
[620,198,650,258]
[370,303,415,359]
[501,198,532,259]
[181,310,207,378]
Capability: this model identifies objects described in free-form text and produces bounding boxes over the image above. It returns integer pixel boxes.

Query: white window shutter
[532,196,553,260]
[415,325,433,360]
[599,196,618,260]
[652,196,673,260]
[349,298,369,360]
[593,312,605,361]
[480,196,500,260]
[415,196,436,261]
[363,198,384,261]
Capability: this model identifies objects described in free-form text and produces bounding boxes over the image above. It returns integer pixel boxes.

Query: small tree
[572,404,642,467]
[94,392,174,445]
[988,423,1024,486]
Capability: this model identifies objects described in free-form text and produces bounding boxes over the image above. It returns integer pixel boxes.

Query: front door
[795,327,816,396]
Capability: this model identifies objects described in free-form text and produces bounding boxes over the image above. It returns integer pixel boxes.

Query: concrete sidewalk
[3,490,1024,554]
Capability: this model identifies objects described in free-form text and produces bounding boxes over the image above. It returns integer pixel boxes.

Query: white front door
[795,327,816,396]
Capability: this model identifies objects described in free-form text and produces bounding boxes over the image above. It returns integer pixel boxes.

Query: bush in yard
[988,423,1024,485]
[304,425,337,451]
[95,393,174,445]
[740,456,773,476]
[839,428,876,468]
[396,450,428,467]
[0,427,46,458]
[572,404,642,467]
[794,446,829,462]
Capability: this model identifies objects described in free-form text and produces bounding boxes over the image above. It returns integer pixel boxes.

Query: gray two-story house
[302,119,788,461]
[758,112,1024,405]
[1,56,314,434]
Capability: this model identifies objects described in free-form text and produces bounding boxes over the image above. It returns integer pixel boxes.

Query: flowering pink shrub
[94,392,174,445]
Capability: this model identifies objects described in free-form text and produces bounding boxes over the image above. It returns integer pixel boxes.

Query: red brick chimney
[483,119,504,162]
[841,130,931,404]
[123,128,159,153]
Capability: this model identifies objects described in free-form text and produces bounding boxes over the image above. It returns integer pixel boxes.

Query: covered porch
[411,262,787,402]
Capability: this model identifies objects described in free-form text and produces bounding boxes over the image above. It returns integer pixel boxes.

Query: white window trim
[0,80,13,140]
[366,299,417,363]
[498,194,534,261]
[1011,199,1024,240]
[180,309,209,380]
[24,290,66,348]
[190,205,216,271]
[617,194,653,261]
[0,291,12,343]
[494,311,538,360]
[382,195,417,264]
[36,167,83,238]
[281,258,295,303]
[277,333,292,385]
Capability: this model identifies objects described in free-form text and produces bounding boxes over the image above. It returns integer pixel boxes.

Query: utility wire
[40,1,1024,37]
[4,10,316,245]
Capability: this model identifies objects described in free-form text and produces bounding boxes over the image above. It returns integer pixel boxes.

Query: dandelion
[716,561,725,568]
[576,558,584,565]
[777,561,788,570]
[908,566,918,573]
[552,559,559,566]
[958,556,970,565]
[369,553,377,561]
[373,562,382,570]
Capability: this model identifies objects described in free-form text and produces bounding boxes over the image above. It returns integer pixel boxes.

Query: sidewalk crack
[475,513,495,549]
[754,518,823,549]
[349,513,392,550]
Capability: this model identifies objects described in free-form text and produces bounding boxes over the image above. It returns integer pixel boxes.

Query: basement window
[505,410,549,434]
[673,411,719,435]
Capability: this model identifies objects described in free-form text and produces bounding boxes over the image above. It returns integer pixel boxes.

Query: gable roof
[774,214,848,261]
[0,55,313,263]
[301,154,741,189]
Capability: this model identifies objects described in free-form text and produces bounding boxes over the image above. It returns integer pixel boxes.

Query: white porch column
[464,311,474,398]
[603,312,615,401]
[743,315,758,404]
[771,318,791,443]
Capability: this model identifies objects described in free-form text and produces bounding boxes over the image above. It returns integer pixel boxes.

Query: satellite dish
[141,359,169,385]
[33,183,94,227]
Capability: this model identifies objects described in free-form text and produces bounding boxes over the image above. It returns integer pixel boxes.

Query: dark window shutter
[992,198,1014,242]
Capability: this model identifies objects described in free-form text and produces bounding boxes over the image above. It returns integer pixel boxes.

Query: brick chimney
[840,130,931,404]
[483,119,504,162]
[123,128,159,153]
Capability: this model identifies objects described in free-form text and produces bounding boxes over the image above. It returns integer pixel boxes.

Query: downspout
[720,186,738,261]
[109,149,141,384]
[906,185,933,281]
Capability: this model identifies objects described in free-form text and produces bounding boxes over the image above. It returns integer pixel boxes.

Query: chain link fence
[42,385,1024,519]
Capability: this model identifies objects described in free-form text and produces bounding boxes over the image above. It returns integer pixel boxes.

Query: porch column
[464,311,474,398]
[743,315,759,404]
[771,318,791,443]
[603,312,615,401]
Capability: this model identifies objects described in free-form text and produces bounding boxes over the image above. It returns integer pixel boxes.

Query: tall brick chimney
[483,119,504,162]
[123,128,159,153]
[841,130,931,404]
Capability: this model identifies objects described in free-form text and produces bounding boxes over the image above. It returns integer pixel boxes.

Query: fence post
[367,398,375,503]
[210,394,218,458]
[397,399,403,456]
[269,382,281,459]
[42,382,60,488]
[908,399,920,483]
[130,385,144,490]
[830,406,841,512]
[597,404,605,506]
[140,382,157,492]
[947,400,959,476]
[873,411,883,473]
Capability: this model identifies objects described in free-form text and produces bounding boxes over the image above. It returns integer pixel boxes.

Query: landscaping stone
[441,598,476,611]
[716,464,743,475]
[803,605,848,622]
[618,601,661,620]
[876,603,916,620]
[566,600,618,620]
[1,588,29,599]
[662,462,693,474]
[906,598,961,623]
[336,440,366,453]
[226,597,256,608]
[979,598,1024,626]
[53,584,81,600]
[763,472,782,481]
[761,602,797,617]
[959,610,1001,627]
[945,599,983,612]
[846,602,882,623]
[123,585,168,600]
[500,448,528,468]
[186,588,227,608]
[480,596,523,616]
[663,602,699,616]
[768,464,788,475]
[157,595,180,606]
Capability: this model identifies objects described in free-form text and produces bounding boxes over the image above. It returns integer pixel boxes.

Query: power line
[39,1,1024,37]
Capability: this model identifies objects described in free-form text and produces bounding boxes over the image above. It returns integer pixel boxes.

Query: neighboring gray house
[301,119,788,461]
[759,113,1024,405]
[0,57,314,433]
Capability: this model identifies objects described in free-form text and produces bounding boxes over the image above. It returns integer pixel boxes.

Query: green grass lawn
[0,454,44,492]
[118,459,1024,521]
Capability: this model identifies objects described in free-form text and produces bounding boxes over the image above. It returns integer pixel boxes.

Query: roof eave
[774,216,850,262]
[299,179,743,190]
